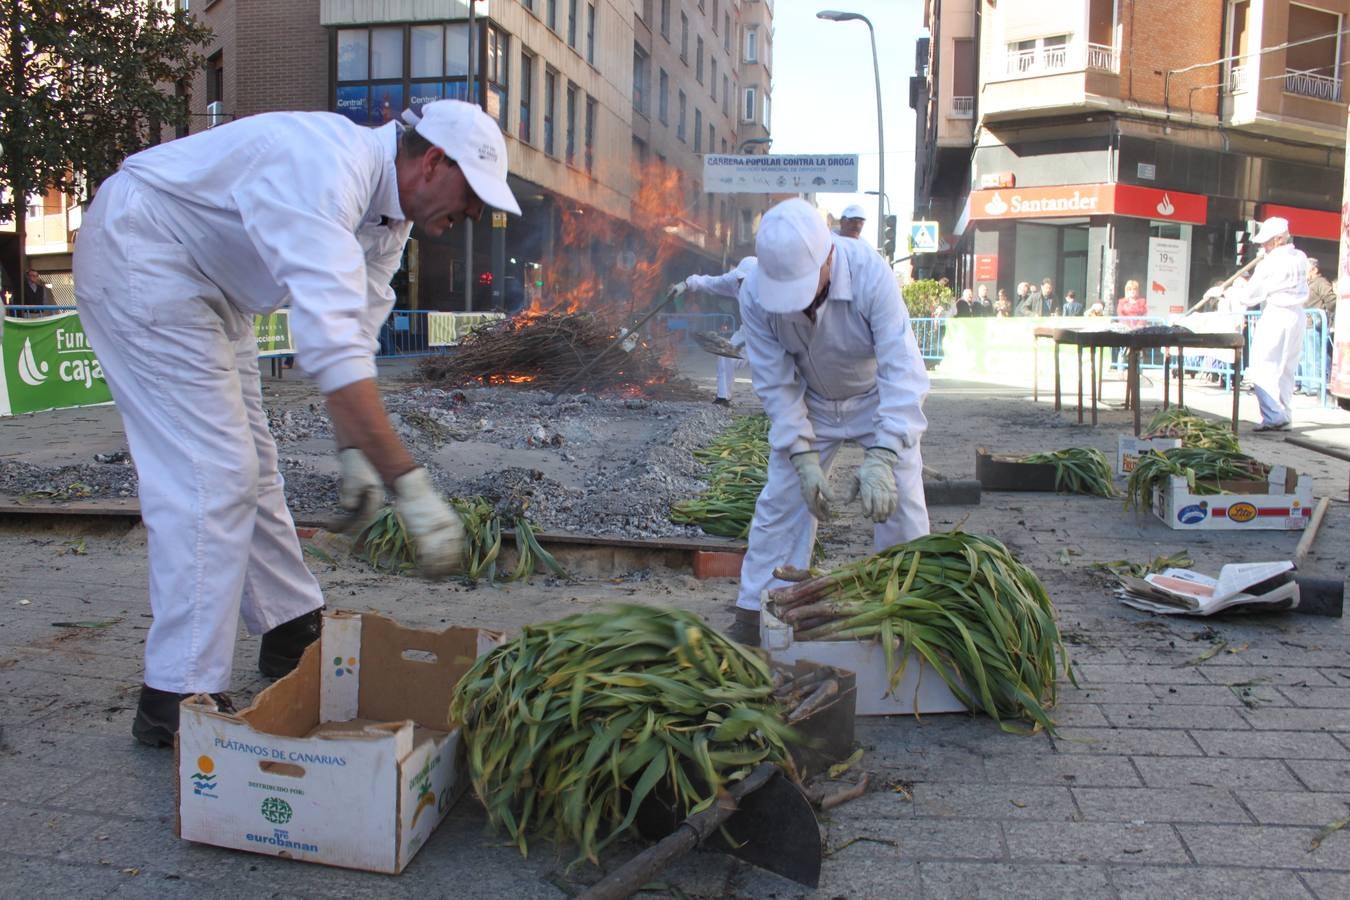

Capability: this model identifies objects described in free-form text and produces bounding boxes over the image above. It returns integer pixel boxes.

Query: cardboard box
[760,601,967,716]
[177,612,502,874]
[1152,466,1314,531]
[975,448,1059,492]
[1116,435,1184,476]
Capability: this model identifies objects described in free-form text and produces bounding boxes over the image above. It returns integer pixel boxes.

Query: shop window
[337,23,476,126]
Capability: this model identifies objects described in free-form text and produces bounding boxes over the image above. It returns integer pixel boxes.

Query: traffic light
[1234,229,1247,267]
[882,214,897,259]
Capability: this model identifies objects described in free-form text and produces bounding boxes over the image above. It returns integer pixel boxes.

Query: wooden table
[1033,327,1244,434]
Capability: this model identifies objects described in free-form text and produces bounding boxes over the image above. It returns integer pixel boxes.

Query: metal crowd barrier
[652,312,737,343]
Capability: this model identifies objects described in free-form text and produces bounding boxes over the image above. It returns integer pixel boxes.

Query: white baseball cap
[1251,216,1290,244]
[841,203,866,220]
[401,100,522,215]
[755,198,832,313]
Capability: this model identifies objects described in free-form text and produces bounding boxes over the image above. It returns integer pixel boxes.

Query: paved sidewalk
[2,371,1348,898]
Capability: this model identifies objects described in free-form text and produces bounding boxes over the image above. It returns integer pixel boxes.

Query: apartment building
[150,0,773,311]
[912,0,1348,315]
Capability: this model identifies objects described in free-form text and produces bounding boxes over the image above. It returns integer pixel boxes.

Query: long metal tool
[550,289,683,395]
[1182,255,1261,316]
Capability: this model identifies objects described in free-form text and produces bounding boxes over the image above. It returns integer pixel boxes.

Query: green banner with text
[0,312,113,416]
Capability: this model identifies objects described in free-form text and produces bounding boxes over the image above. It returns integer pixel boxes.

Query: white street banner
[1146,237,1190,316]
[702,154,859,194]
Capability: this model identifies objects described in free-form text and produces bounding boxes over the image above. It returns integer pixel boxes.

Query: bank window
[487,26,509,132]
[744,26,758,63]
[677,89,687,141]
[565,82,578,165]
[694,108,702,152]
[742,86,756,123]
[1285,3,1342,100]
[659,68,669,124]
[520,51,534,144]
[336,26,407,126]
[584,96,596,173]
[544,68,558,156]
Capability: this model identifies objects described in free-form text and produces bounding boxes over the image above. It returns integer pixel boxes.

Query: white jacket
[685,269,743,298]
[739,234,929,456]
[118,113,412,394]
[1231,243,1310,311]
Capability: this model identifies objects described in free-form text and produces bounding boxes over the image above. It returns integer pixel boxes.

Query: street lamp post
[817,9,886,259]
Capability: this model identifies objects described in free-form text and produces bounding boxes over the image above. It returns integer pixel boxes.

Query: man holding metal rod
[728,199,930,645]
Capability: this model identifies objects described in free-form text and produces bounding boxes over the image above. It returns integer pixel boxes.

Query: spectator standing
[1306,258,1336,332]
[1116,279,1149,324]
[1086,299,1107,317]
[1018,282,1043,317]
[954,288,974,317]
[1013,281,1030,316]
[974,284,994,316]
[836,203,866,240]
[24,268,51,307]
[994,289,1013,317]
[1061,290,1084,316]
[1040,278,1059,316]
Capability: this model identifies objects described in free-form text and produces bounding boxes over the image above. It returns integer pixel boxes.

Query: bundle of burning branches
[418,311,699,398]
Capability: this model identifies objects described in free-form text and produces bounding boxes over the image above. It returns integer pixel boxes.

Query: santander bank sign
[970,183,1206,225]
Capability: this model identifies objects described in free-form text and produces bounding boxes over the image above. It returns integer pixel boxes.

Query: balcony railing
[1285,68,1343,101]
[1085,43,1118,73]
[1228,63,1250,93]
[1004,41,1119,76]
[951,95,974,117]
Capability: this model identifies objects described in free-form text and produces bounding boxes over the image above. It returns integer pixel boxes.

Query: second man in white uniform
[730,199,930,643]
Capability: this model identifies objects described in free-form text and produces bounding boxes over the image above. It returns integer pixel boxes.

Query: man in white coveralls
[72,100,521,745]
[1206,216,1309,431]
[728,198,930,645]
[675,256,757,405]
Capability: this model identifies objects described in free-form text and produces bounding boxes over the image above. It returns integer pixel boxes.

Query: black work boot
[133,686,234,748]
[258,608,324,679]
[725,607,761,647]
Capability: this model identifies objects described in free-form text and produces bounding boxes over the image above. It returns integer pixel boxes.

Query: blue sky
[770,0,926,248]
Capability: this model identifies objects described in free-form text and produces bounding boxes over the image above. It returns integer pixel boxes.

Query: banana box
[176,611,502,874]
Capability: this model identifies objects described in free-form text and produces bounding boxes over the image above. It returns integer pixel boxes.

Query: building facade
[913,0,1348,315]
[164,0,773,312]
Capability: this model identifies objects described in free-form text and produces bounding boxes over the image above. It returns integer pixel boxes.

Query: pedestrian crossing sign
[909,221,940,254]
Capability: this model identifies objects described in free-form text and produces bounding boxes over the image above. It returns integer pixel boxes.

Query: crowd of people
[934,276,1141,320]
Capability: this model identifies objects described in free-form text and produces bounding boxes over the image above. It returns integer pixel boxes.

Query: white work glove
[332,448,383,532]
[668,282,687,298]
[790,451,833,522]
[1203,286,1224,301]
[846,447,899,524]
[393,468,466,578]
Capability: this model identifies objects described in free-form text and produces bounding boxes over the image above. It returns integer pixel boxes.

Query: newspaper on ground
[1116,561,1298,616]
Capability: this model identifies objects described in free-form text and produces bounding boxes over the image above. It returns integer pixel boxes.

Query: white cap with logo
[401,100,522,215]
[755,198,833,314]
[841,203,867,220]
[1251,216,1290,244]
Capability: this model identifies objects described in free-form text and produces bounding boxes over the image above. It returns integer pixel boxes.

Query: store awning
[1257,203,1338,242]
[961,183,1208,227]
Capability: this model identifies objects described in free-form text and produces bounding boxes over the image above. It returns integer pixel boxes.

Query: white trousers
[1248,306,1306,426]
[715,329,746,400]
[735,396,930,610]
[73,173,324,693]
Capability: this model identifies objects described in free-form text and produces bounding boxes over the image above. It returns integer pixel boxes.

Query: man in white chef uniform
[1207,216,1310,431]
[675,256,756,405]
[72,100,521,745]
[729,198,930,645]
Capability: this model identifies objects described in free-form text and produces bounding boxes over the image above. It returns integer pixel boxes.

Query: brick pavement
[1,372,1348,898]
